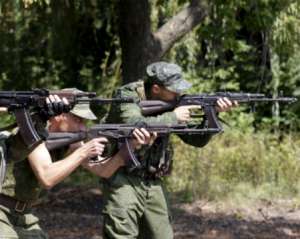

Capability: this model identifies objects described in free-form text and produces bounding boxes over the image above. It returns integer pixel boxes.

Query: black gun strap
[124,138,141,170]
[0,155,6,192]
[0,132,9,192]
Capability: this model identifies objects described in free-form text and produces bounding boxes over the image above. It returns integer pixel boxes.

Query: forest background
[1,0,300,205]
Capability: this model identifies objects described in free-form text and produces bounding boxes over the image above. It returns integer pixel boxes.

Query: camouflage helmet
[62,88,97,120]
[145,61,192,94]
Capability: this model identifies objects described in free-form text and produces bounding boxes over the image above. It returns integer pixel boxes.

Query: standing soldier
[0,90,157,239]
[100,61,237,239]
[0,94,107,239]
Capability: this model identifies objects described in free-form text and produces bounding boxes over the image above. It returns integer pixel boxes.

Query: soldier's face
[151,84,178,101]
[65,114,86,131]
[55,113,86,132]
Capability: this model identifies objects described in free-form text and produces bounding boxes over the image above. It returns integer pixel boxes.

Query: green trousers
[0,205,48,239]
[102,171,173,239]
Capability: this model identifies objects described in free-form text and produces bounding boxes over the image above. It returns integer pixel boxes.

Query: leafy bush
[167,114,300,202]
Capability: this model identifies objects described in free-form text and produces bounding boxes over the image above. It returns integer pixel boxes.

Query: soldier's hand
[39,95,70,120]
[76,137,108,159]
[215,97,238,112]
[174,105,201,123]
[131,128,157,150]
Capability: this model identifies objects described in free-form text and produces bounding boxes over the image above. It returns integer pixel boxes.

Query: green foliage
[1,0,299,122]
[157,0,300,129]
[0,0,118,94]
[1,0,300,204]
[167,129,300,202]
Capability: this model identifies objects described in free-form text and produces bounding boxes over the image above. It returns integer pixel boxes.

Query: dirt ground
[32,185,300,239]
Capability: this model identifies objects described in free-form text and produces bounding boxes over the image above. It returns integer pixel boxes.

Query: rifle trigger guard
[203,105,223,132]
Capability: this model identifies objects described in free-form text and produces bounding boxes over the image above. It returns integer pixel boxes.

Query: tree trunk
[50,0,78,86]
[118,0,209,84]
[118,0,154,83]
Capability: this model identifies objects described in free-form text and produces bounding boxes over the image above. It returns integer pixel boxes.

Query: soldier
[0,94,107,239]
[0,91,156,239]
[98,61,237,239]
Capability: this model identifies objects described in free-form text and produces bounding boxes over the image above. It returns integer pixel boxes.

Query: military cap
[62,88,97,120]
[146,61,192,93]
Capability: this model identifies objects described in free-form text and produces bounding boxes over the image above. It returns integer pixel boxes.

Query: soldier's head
[144,61,192,101]
[48,88,97,132]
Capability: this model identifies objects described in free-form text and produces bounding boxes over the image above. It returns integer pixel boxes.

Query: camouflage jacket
[1,129,66,203]
[105,81,212,177]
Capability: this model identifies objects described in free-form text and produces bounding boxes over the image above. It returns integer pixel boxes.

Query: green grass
[167,129,300,203]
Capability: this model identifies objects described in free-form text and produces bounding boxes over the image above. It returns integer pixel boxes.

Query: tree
[118,0,209,83]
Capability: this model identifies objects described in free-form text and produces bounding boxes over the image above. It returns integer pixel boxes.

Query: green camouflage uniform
[0,131,48,239]
[0,94,97,239]
[103,71,212,239]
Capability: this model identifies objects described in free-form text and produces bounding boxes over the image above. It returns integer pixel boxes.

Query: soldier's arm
[177,98,238,147]
[106,86,179,125]
[27,138,107,189]
[81,149,125,179]
[82,128,156,178]
[121,102,178,124]
[108,101,211,149]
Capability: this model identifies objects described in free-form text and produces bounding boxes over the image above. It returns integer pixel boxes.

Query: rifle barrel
[235,97,297,103]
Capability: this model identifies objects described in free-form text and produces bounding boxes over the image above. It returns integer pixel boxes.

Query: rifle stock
[45,132,87,151]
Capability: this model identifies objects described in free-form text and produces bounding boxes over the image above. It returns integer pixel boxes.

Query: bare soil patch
[33,186,300,239]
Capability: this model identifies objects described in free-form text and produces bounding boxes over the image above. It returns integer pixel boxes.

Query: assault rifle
[0,89,133,149]
[137,92,297,131]
[46,123,221,168]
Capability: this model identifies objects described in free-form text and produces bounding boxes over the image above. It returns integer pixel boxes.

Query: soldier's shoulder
[118,81,144,91]
[115,81,144,98]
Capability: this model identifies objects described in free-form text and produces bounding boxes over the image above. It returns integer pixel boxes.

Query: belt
[0,194,34,213]
[129,169,160,180]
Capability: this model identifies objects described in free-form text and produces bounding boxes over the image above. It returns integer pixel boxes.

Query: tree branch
[153,0,209,58]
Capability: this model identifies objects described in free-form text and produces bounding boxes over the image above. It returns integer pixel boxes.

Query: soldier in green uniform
[0,94,108,239]
[93,61,237,239]
[0,91,156,239]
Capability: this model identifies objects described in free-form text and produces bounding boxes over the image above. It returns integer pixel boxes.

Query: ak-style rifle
[137,92,297,131]
[0,89,133,149]
[46,123,221,168]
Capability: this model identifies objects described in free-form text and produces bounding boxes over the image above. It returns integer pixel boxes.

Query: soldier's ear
[151,84,161,95]
[52,114,65,123]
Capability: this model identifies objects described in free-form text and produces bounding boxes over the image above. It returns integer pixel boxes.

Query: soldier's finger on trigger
[95,141,105,148]
[96,142,104,147]
[97,137,108,144]
[188,105,202,110]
